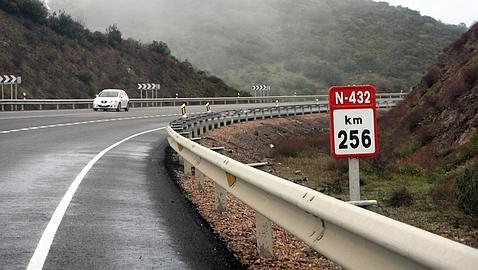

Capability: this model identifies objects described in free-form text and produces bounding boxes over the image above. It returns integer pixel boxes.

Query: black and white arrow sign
[138,83,160,90]
[252,85,271,91]
[0,75,18,85]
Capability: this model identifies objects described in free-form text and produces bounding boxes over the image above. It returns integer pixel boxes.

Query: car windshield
[98,91,119,97]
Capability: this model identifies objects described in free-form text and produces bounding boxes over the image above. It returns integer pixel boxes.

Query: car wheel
[103,109,107,111]
[93,108,98,111]
[125,103,129,111]
[116,103,121,112]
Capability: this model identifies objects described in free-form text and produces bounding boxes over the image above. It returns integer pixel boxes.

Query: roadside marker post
[181,104,188,118]
[0,75,21,111]
[329,85,378,204]
[206,102,212,113]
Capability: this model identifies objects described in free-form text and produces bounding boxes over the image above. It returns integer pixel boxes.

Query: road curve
[0,105,260,269]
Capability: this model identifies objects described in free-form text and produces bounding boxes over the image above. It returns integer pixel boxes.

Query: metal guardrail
[167,100,478,269]
[0,93,407,111]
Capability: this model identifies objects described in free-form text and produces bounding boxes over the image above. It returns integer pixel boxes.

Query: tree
[106,24,122,48]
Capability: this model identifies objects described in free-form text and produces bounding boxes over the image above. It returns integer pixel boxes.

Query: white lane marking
[0,114,180,135]
[27,127,166,270]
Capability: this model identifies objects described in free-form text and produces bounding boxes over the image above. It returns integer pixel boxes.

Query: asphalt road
[0,104,266,270]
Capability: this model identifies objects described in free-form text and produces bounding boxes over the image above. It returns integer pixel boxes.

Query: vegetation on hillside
[0,0,244,98]
[268,23,478,234]
[49,0,466,94]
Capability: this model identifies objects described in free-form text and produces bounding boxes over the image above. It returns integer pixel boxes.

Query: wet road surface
[0,106,252,269]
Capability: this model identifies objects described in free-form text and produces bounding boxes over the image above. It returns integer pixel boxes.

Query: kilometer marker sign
[329,85,378,158]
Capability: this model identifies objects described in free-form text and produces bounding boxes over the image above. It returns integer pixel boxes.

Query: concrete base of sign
[348,200,378,210]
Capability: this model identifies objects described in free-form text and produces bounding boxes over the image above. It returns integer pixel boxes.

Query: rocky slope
[381,22,478,167]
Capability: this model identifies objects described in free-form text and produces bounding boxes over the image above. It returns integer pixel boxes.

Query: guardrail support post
[196,170,205,191]
[256,211,273,258]
[184,160,193,176]
[214,183,227,213]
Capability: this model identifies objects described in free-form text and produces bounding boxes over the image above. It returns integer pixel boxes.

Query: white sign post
[329,85,378,203]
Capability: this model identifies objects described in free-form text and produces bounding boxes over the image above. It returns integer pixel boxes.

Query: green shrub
[0,0,48,24]
[77,70,94,84]
[48,11,90,42]
[89,31,108,46]
[149,40,171,55]
[456,169,478,216]
[399,163,425,176]
[106,24,122,48]
[457,146,473,162]
[17,0,47,24]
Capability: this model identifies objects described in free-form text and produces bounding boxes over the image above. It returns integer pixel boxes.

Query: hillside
[379,22,478,219]
[49,0,466,95]
[381,22,478,168]
[0,1,239,99]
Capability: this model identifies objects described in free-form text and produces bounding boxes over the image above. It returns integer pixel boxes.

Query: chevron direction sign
[252,85,271,91]
[0,75,20,85]
[138,83,160,90]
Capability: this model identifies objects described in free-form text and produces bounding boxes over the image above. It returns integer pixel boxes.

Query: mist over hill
[49,0,466,95]
[0,1,238,99]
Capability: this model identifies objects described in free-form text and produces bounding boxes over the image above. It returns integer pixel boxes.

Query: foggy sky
[376,0,478,26]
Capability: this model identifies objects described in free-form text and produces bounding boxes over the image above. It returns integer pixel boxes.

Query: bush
[77,70,94,84]
[17,0,47,24]
[149,40,171,55]
[48,11,93,46]
[106,24,122,48]
[89,31,108,46]
[388,187,414,207]
[456,169,478,216]
[399,163,425,176]
[0,0,48,24]
[0,0,20,13]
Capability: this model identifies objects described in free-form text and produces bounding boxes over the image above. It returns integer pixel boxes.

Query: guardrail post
[184,159,193,176]
[40,104,43,110]
[210,146,228,212]
[196,170,205,191]
[222,115,227,127]
[255,212,273,258]
[214,183,227,212]
[188,137,204,191]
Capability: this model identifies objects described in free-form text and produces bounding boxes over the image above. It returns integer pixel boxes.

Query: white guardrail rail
[167,100,478,269]
[0,93,406,111]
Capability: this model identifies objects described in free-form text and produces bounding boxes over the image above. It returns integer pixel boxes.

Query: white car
[93,89,129,111]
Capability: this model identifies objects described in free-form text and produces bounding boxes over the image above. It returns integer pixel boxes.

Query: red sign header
[329,85,376,110]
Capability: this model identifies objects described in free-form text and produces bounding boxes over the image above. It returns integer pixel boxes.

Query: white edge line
[26,126,166,270]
